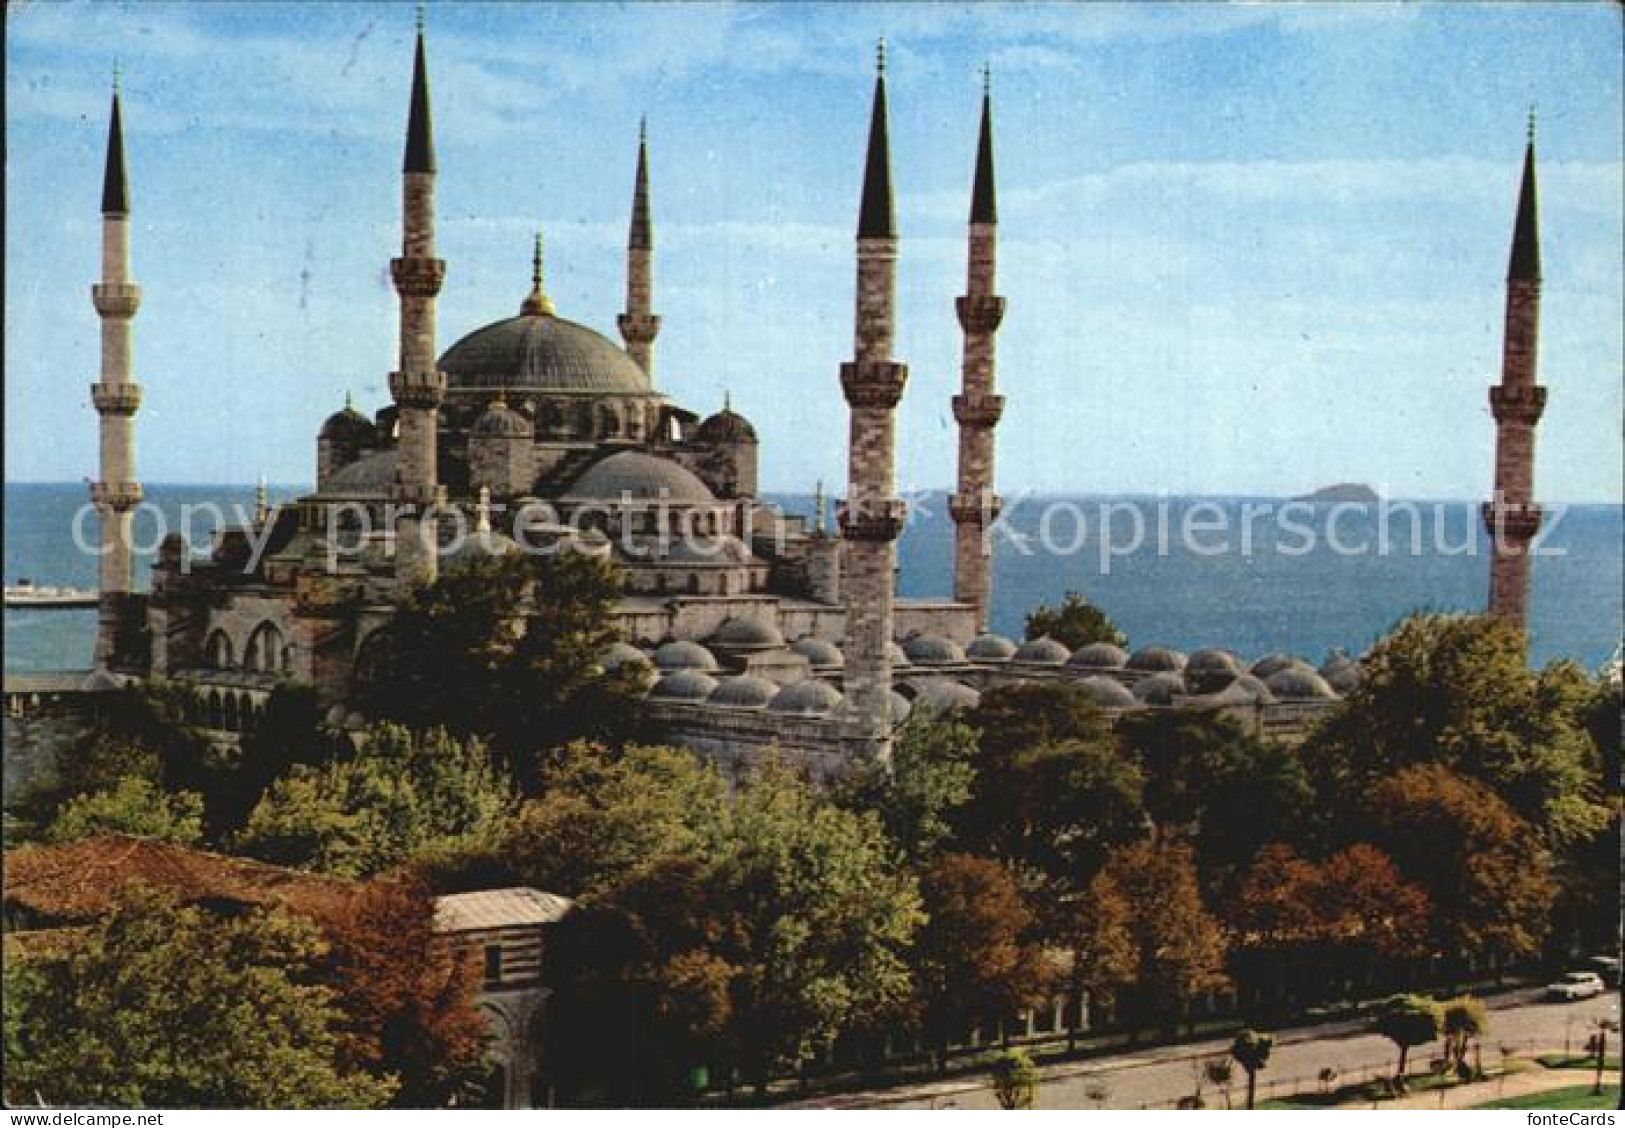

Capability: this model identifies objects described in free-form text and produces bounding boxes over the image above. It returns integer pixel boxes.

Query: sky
[6,1,1622,501]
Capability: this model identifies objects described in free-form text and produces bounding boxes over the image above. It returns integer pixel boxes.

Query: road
[798,988,1619,1109]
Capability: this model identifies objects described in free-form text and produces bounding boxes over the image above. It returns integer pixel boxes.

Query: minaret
[1482,114,1547,641]
[949,69,1006,634]
[387,11,447,587]
[618,118,660,379]
[90,72,144,668]
[838,41,909,762]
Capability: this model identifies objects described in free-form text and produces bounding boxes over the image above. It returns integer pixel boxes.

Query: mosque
[76,18,1548,774]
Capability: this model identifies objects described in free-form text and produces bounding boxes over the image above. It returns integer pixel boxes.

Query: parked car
[1545,971,1606,1001]
[1586,955,1621,988]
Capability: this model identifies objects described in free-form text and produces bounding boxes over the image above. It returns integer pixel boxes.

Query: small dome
[711,617,786,652]
[791,637,845,669]
[1265,667,1338,700]
[890,690,913,722]
[320,404,376,442]
[564,451,717,504]
[1132,671,1186,705]
[653,640,719,672]
[1208,673,1276,705]
[1185,649,1242,694]
[902,633,966,666]
[1128,646,1188,672]
[909,677,982,711]
[1249,653,1301,680]
[650,669,719,701]
[471,400,533,439]
[1076,676,1139,709]
[1321,658,1362,694]
[600,642,652,671]
[966,633,1017,662]
[708,674,778,709]
[1013,637,1070,665]
[768,679,844,716]
[879,641,911,668]
[694,406,758,445]
[1187,648,1240,673]
[78,669,123,693]
[1068,642,1129,669]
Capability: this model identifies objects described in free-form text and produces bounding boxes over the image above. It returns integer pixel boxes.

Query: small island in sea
[1292,482,1382,505]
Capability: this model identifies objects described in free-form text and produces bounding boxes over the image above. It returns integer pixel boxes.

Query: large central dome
[439,312,653,395]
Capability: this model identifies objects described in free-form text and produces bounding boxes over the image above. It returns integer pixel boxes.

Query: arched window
[223,694,240,732]
[599,405,620,437]
[207,691,224,730]
[205,630,235,670]
[244,621,285,674]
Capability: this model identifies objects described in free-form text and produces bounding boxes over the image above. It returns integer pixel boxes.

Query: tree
[357,551,646,788]
[1440,996,1488,1079]
[1024,591,1125,651]
[1203,1057,1235,1109]
[1365,765,1554,964]
[1057,869,1138,1050]
[1229,1029,1274,1110]
[44,776,204,846]
[1103,842,1229,1038]
[319,877,491,1107]
[237,723,513,878]
[1371,994,1442,1087]
[990,1048,1039,1110]
[913,854,1052,1073]
[3,887,395,1108]
[835,709,978,863]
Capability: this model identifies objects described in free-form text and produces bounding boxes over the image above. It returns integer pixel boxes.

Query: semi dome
[694,406,758,445]
[791,637,844,670]
[471,400,533,438]
[966,633,1017,662]
[1076,676,1138,709]
[711,617,786,652]
[1068,641,1128,669]
[902,633,966,666]
[1127,646,1188,672]
[1265,667,1338,700]
[909,677,982,711]
[1013,637,1070,665]
[439,312,652,395]
[564,451,716,503]
[1132,671,1186,705]
[768,679,844,716]
[708,674,778,710]
[322,449,396,495]
[653,640,719,672]
[650,668,719,702]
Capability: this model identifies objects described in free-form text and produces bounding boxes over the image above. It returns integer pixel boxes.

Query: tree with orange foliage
[319,877,491,1107]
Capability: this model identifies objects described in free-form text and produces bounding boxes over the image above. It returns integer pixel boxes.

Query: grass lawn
[1470,1084,1620,1110]
[1258,1071,1457,1110]
[1536,1053,1622,1072]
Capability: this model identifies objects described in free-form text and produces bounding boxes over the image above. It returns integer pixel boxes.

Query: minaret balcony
[91,382,143,415]
[91,282,142,318]
[389,256,446,297]
[837,496,908,543]
[952,393,1004,427]
[1489,384,1547,425]
[840,361,908,409]
[617,312,661,340]
[955,294,1006,334]
[1480,500,1543,540]
[949,491,1003,524]
[89,481,144,511]
[388,369,447,408]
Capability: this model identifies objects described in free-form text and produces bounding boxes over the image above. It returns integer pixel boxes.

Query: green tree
[913,854,1052,1073]
[991,1048,1040,1110]
[835,708,978,863]
[358,551,645,788]
[1372,993,1442,1086]
[1057,868,1139,1050]
[237,723,513,878]
[1440,996,1488,1079]
[1024,591,1125,651]
[3,887,395,1108]
[1364,764,1554,964]
[44,776,204,846]
[1229,1029,1274,1110]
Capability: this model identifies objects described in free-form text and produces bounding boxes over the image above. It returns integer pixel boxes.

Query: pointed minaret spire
[1508,110,1540,282]
[969,66,997,225]
[857,38,896,240]
[403,12,436,174]
[102,77,129,215]
[619,119,661,379]
[521,229,555,315]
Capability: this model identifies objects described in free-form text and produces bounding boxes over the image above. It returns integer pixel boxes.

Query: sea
[5,482,1621,674]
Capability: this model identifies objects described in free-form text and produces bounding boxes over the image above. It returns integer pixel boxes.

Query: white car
[1545,971,1606,1002]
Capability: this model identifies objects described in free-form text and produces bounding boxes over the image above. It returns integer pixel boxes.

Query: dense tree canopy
[44,776,204,846]
[1024,591,1126,650]
[836,708,979,864]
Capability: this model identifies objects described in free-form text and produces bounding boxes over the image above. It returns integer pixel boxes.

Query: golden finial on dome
[520,228,555,316]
